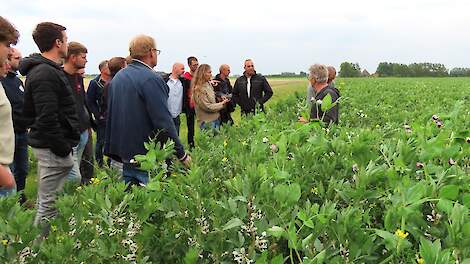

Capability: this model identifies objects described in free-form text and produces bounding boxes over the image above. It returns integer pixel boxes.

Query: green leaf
[406,182,426,204]
[463,222,470,237]
[184,247,199,264]
[439,185,459,200]
[267,226,285,238]
[271,255,284,264]
[288,223,299,250]
[222,218,244,231]
[311,249,326,263]
[274,183,301,205]
[437,199,453,215]
[302,233,314,249]
[320,93,333,112]
[255,252,268,264]
[463,194,470,208]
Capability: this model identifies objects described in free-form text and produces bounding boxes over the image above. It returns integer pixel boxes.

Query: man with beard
[62,41,93,184]
[233,59,273,115]
[19,22,80,233]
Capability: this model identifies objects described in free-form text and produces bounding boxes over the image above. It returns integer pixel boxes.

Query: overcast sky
[5,0,470,75]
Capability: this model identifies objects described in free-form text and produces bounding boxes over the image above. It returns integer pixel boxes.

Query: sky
[4,0,470,75]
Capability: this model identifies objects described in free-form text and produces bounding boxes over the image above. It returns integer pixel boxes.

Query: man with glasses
[233,59,273,115]
[105,35,191,187]
[1,48,29,203]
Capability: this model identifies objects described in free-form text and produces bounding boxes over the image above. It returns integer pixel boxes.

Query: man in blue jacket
[104,35,191,185]
[1,48,28,203]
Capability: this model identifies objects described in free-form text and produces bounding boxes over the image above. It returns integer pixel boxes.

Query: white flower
[316,99,323,105]
[262,137,269,143]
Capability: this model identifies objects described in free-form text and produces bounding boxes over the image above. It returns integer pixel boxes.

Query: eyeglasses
[151,48,161,55]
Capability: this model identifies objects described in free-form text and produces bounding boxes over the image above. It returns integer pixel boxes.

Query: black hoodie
[19,54,80,157]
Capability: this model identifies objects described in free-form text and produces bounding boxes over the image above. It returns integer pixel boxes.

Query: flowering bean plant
[0,78,469,263]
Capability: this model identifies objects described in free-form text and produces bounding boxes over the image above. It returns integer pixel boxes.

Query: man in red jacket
[182,56,198,148]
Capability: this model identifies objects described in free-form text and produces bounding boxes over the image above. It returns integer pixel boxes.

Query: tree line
[338,62,470,77]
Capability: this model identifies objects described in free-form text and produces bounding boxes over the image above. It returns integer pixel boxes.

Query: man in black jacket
[1,48,28,203]
[86,60,110,167]
[233,59,273,115]
[19,22,80,230]
[214,64,235,124]
[63,41,93,184]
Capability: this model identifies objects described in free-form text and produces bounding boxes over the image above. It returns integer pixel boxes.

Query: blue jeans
[200,119,221,130]
[122,163,149,186]
[10,132,29,194]
[67,131,89,183]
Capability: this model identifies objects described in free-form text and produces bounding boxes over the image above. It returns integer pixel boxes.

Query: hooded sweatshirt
[19,54,80,157]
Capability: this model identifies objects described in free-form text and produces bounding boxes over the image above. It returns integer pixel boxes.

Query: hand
[0,165,15,189]
[298,116,308,124]
[222,98,230,104]
[209,80,220,87]
[181,155,192,168]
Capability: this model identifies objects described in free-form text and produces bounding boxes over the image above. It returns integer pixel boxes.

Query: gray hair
[308,64,328,83]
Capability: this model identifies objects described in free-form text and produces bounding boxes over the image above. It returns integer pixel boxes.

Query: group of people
[0,16,339,237]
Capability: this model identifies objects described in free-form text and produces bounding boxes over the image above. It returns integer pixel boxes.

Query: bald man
[165,62,186,134]
[214,64,235,124]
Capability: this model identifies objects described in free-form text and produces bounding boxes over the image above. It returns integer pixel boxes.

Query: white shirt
[247,76,251,98]
[167,77,183,118]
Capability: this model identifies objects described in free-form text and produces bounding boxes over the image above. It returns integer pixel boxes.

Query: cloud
[4,0,470,75]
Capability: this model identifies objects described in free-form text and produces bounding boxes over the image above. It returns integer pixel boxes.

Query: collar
[7,71,18,77]
[132,59,155,71]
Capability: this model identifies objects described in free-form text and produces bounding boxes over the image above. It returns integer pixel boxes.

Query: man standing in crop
[163,62,186,135]
[105,35,191,186]
[63,41,94,184]
[86,60,111,167]
[214,64,235,124]
[233,59,273,115]
[19,22,80,232]
[1,48,29,202]
[182,56,198,148]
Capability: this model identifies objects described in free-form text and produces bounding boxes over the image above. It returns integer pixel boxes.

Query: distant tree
[339,62,361,77]
[299,71,307,77]
[377,62,449,77]
[376,62,393,77]
[450,67,470,77]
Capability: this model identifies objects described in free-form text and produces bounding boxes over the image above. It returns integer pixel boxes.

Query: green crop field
[1,77,469,263]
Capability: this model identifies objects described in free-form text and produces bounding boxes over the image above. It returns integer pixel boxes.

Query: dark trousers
[80,129,94,185]
[220,110,233,125]
[185,108,195,148]
[173,116,180,136]
[10,132,28,203]
[95,122,106,167]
